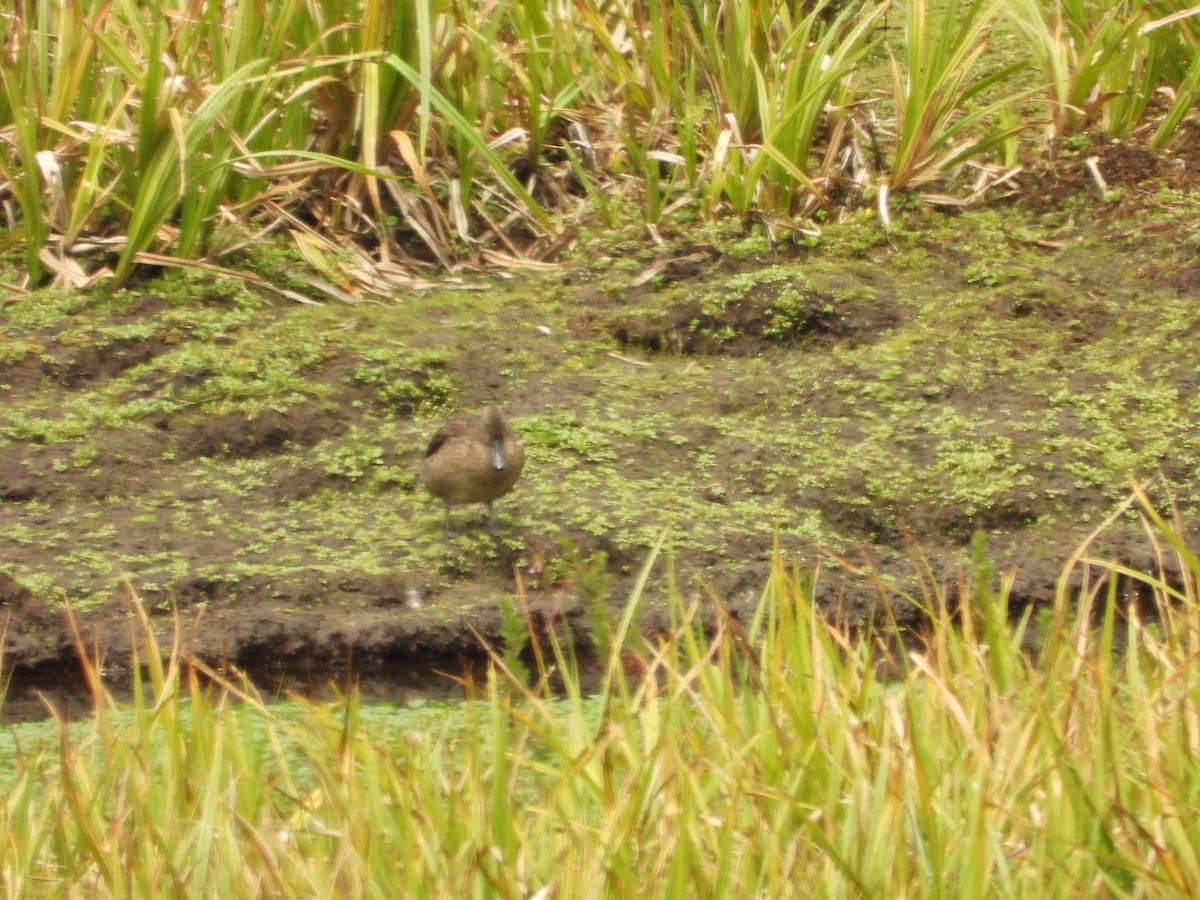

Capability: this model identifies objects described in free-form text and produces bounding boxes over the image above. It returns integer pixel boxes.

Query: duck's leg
[443,501,459,536]
[484,501,496,532]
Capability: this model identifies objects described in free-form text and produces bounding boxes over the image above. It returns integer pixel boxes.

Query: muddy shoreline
[4,190,1200,687]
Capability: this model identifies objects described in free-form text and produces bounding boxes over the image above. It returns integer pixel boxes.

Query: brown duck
[419,405,525,532]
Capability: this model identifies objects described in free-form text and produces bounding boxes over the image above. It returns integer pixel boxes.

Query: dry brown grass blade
[472,198,527,260]
[1085,156,1110,194]
[480,249,559,270]
[390,130,455,245]
[38,247,110,288]
[132,252,322,304]
[1141,5,1200,35]
[382,181,457,270]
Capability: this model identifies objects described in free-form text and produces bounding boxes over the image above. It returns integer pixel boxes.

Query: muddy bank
[3,195,1200,678]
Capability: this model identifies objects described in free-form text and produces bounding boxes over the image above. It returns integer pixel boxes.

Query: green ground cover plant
[1,201,1197,660]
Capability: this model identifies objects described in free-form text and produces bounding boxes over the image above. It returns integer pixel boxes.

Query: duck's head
[483,405,508,470]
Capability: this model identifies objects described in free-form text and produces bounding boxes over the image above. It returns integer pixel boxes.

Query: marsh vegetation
[3,0,1200,892]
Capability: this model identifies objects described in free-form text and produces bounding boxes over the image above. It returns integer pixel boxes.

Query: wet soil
[3,162,1200,692]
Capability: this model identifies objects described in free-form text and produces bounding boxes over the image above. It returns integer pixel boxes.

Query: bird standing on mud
[419,405,525,533]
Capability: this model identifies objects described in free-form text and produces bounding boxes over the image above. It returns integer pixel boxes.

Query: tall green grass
[1014,0,1200,147]
[882,0,1026,201]
[2,486,1199,894]
[3,0,1199,289]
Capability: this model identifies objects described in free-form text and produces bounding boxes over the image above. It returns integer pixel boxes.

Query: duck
[419,405,525,533]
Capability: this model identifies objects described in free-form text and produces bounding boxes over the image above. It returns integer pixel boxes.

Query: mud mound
[1021,131,1200,212]
[166,403,344,459]
[0,334,176,394]
[0,573,73,667]
[0,294,177,394]
[611,283,901,356]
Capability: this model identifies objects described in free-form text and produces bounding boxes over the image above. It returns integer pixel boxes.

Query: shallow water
[0,655,489,724]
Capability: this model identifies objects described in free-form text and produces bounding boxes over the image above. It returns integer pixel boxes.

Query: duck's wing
[423,418,468,458]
